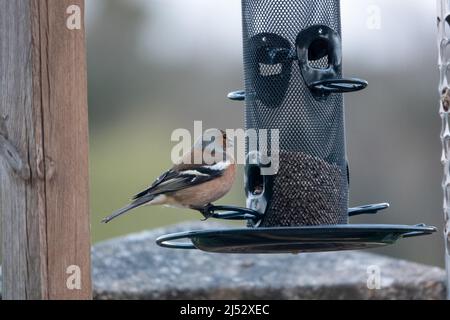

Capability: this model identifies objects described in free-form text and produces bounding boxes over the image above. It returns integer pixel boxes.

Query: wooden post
[0,0,92,299]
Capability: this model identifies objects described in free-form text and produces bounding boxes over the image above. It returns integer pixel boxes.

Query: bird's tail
[101,195,155,224]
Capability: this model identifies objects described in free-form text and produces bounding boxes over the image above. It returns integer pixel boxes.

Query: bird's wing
[132,164,226,200]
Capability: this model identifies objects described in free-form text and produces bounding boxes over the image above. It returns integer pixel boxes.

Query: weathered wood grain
[0,0,91,299]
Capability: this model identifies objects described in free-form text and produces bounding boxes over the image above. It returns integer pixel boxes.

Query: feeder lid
[156,224,436,254]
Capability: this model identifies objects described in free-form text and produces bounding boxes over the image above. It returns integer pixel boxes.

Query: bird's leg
[194,203,215,221]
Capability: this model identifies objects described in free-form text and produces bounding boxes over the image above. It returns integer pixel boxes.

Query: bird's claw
[199,204,215,221]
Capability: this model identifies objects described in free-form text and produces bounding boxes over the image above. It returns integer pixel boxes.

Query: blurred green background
[88,0,444,267]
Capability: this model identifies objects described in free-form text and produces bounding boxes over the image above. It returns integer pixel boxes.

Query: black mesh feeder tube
[241,0,364,228]
[156,0,437,253]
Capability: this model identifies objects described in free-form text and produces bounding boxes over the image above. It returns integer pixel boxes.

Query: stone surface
[92,222,446,300]
[0,222,447,300]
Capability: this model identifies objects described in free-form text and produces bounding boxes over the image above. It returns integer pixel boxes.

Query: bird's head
[194,129,234,163]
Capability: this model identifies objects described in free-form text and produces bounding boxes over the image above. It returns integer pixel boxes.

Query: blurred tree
[87,0,154,129]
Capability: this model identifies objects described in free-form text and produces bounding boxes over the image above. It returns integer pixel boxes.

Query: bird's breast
[172,163,236,207]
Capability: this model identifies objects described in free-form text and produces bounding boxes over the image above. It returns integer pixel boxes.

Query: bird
[102,129,236,223]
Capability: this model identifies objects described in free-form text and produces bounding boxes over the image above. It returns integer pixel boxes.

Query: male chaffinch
[102,129,236,223]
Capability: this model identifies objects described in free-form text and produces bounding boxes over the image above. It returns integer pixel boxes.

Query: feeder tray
[156,204,437,253]
[156,224,436,254]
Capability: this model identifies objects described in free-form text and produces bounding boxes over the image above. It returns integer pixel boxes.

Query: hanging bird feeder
[157,0,436,253]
